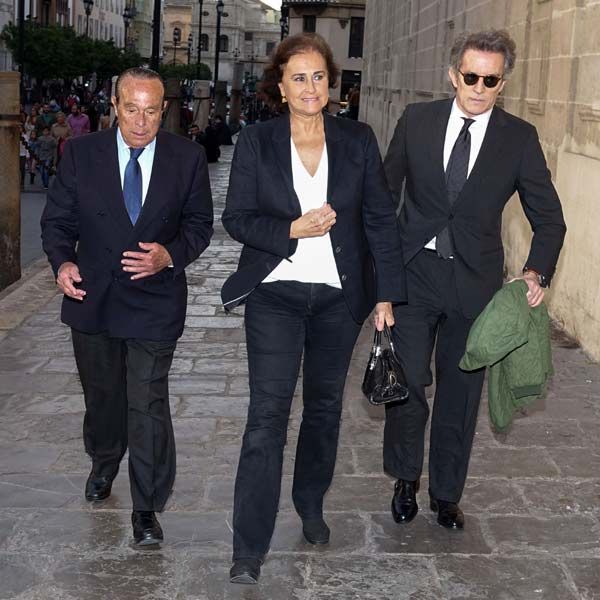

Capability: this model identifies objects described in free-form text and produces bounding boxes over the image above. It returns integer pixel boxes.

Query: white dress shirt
[116,127,156,204]
[263,139,341,288]
[425,99,493,250]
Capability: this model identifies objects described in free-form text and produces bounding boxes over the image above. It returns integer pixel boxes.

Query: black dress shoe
[132,511,164,546]
[230,558,261,584]
[302,517,330,545]
[391,479,419,523]
[85,472,114,502]
[430,498,464,529]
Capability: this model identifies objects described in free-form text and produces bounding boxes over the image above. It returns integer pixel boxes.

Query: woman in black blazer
[221,33,406,584]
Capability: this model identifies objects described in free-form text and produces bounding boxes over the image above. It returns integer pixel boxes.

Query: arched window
[219,34,229,52]
[200,33,209,51]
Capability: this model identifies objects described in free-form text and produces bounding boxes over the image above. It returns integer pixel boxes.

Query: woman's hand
[374,301,394,331]
[290,203,336,239]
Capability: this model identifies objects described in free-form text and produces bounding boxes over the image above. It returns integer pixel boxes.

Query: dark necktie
[123,146,145,225]
[436,117,475,259]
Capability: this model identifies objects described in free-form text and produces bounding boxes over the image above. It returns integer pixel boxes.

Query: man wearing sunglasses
[383,30,566,530]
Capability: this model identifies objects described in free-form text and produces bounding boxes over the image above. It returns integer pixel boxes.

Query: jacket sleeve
[164,148,214,277]
[383,106,410,212]
[516,126,567,284]
[40,138,79,277]
[362,125,407,303]
[221,127,298,258]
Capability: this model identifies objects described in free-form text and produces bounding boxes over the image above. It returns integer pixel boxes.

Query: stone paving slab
[0,145,599,599]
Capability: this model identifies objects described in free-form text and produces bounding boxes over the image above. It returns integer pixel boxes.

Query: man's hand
[121,242,173,280]
[374,301,395,331]
[290,203,336,239]
[522,271,545,307]
[57,261,86,301]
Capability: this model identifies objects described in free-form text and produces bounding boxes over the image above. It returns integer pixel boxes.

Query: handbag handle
[370,324,396,366]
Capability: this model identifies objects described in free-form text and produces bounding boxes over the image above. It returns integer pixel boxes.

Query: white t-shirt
[263,138,341,288]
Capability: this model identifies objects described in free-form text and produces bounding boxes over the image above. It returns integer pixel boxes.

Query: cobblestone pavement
[0,144,599,600]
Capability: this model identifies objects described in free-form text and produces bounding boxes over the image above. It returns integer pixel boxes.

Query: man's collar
[451,98,493,125]
[116,127,156,152]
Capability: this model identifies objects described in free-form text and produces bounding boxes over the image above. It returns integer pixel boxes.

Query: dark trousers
[71,329,177,511]
[383,250,485,503]
[233,281,362,561]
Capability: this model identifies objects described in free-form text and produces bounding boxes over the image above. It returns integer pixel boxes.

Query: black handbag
[361,325,409,406]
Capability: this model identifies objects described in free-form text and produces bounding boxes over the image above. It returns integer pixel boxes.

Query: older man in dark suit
[383,30,566,530]
[41,67,213,545]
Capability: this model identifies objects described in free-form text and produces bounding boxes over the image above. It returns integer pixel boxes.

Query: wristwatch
[523,267,548,288]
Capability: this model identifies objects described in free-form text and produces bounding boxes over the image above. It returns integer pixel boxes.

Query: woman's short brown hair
[259,33,339,110]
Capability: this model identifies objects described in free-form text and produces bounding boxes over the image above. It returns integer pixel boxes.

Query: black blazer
[221,112,406,324]
[41,128,214,340]
[385,99,566,318]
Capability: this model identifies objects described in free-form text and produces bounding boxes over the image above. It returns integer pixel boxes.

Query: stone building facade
[284,0,365,108]
[72,0,127,47]
[163,0,280,83]
[361,0,600,361]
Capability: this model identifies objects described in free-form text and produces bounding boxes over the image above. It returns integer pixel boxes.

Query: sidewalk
[0,144,599,600]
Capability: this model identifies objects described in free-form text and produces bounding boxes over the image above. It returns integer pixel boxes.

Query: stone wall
[362,0,600,361]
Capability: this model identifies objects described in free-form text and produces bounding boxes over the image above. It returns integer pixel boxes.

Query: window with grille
[303,15,316,33]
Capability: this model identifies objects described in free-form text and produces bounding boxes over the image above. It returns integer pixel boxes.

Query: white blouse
[263,138,341,288]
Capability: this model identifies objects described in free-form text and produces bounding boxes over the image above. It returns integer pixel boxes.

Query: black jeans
[383,250,485,503]
[72,329,177,511]
[232,281,362,561]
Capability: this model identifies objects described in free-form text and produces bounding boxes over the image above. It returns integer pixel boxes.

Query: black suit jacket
[221,112,406,324]
[41,128,214,340]
[385,99,566,318]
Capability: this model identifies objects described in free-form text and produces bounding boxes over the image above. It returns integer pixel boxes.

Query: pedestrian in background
[67,104,91,138]
[51,112,72,165]
[221,32,405,584]
[382,29,566,531]
[37,127,57,189]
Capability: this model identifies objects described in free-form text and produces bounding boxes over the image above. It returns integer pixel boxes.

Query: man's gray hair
[449,29,517,76]
[114,67,164,101]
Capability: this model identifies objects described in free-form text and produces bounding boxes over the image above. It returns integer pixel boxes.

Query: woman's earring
[281,94,287,103]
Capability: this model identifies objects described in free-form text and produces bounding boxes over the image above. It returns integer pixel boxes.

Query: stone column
[229,62,244,134]
[214,80,228,122]
[193,80,211,131]
[0,72,21,292]
[163,77,184,136]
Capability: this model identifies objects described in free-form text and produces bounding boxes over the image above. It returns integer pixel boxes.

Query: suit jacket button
[448,214,454,220]
[335,246,342,253]
[341,274,347,281]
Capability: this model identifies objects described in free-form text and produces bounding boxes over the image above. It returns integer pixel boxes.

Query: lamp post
[122,4,132,49]
[280,2,289,40]
[196,0,209,79]
[150,0,161,71]
[172,27,181,65]
[213,0,224,89]
[83,0,93,37]
[187,32,193,64]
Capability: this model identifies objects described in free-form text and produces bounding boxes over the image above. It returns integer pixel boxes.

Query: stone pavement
[0,143,599,600]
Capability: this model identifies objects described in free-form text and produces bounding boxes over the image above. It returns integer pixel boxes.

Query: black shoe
[85,471,114,501]
[302,517,330,545]
[430,498,464,529]
[132,511,163,546]
[230,558,261,584]
[391,479,419,523]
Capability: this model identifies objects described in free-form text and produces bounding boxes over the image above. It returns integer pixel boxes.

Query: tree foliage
[158,62,211,81]
[1,24,144,85]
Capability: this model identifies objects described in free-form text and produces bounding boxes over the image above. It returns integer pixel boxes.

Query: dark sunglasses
[458,70,503,88]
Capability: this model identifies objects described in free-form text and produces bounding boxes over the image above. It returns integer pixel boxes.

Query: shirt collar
[116,127,156,155]
[451,98,493,128]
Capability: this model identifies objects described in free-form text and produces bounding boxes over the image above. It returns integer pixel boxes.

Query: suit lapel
[271,114,302,216]
[323,113,346,208]
[454,106,507,209]
[96,128,133,234]
[431,99,453,192]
